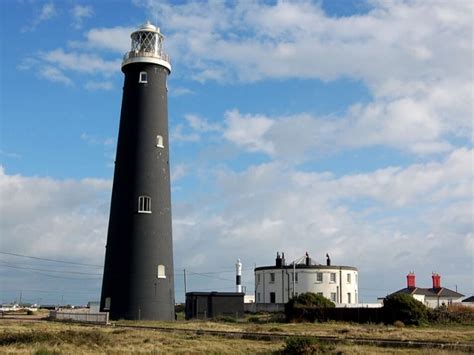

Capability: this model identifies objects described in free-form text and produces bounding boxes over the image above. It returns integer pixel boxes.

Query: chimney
[305,252,311,266]
[432,273,441,289]
[406,272,416,289]
[275,252,282,268]
[281,252,286,266]
[326,253,331,266]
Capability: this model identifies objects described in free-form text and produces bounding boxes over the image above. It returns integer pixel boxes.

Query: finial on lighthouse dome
[122,21,171,72]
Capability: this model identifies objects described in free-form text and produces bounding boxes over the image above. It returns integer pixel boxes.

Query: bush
[429,304,474,324]
[285,293,335,322]
[283,336,335,354]
[292,293,336,308]
[383,294,427,325]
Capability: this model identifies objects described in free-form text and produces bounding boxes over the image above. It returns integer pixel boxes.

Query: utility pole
[184,269,187,298]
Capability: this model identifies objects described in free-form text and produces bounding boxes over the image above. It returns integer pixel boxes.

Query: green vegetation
[285,292,335,322]
[283,336,335,354]
[383,294,428,325]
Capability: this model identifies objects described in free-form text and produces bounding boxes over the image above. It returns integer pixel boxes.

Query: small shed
[185,292,244,320]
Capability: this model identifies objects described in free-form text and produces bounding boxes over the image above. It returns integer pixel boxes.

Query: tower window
[156,135,164,148]
[157,265,166,279]
[139,71,148,83]
[269,273,275,283]
[330,273,336,283]
[138,196,151,213]
[347,273,351,283]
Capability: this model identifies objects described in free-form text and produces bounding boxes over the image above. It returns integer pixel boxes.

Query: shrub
[429,303,474,324]
[292,293,336,308]
[383,294,428,325]
[285,293,335,322]
[283,336,335,354]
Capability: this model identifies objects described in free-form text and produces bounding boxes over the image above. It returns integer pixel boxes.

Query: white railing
[123,50,170,64]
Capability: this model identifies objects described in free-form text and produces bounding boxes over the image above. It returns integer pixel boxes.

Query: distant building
[462,296,474,307]
[185,292,244,320]
[254,252,359,307]
[386,272,464,308]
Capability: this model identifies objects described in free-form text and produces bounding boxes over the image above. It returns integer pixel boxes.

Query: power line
[0,251,103,268]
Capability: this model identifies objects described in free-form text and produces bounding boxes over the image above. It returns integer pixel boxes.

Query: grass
[1,316,473,354]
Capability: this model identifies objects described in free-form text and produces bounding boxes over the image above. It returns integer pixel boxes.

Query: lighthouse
[100,22,175,320]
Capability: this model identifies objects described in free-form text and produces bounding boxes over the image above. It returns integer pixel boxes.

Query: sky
[0,0,473,306]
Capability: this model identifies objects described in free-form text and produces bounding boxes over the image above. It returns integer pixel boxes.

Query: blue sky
[1,0,473,305]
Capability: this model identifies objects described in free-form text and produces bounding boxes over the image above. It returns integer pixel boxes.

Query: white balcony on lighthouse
[122,21,171,72]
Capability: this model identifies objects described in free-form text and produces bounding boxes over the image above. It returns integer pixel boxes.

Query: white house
[386,272,464,308]
[255,252,359,306]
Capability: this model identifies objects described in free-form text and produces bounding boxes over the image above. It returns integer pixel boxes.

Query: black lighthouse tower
[100,22,175,320]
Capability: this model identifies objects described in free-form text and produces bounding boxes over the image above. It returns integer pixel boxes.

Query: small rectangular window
[295,272,298,283]
[138,196,151,213]
[156,135,164,148]
[331,292,337,302]
[316,272,323,282]
[270,273,275,283]
[330,273,336,283]
[257,274,261,284]
[139,71,147,83]
[347,273,351,283]
[257,292,260,302]
[157,265,166,279]
[347,292,351,303]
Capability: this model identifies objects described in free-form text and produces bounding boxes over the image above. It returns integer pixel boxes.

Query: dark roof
[255,265,357,271]
[462,295,474,303]
[185,292,244,296]
[389,287,464,298]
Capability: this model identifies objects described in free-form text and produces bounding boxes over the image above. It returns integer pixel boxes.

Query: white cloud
[41,49,120,76]
[0,167,110,263]
[170,87,195,97]
[73,26,133,53]
[38,66,74,86]
[84,81,114,91]
[223,110,275,154]
[170,147,473,295]
[22,2,58,32]
[71,5,94,29]
[139,0,472,157]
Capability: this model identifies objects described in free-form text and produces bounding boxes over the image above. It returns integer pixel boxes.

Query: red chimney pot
[432,273,441,289]
[406,272,416,289]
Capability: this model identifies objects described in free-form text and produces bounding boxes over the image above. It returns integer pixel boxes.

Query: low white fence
[49,311,109,325]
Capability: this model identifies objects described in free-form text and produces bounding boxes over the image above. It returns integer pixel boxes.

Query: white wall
[255,266,358,305]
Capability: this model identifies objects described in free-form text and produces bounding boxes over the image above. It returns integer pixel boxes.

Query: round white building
[255,252,358,305]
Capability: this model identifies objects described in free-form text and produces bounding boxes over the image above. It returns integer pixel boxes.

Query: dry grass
[1,318,473,354]
[116,317,474,343]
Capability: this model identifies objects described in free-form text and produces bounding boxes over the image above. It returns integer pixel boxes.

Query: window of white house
[316,272,323,282]
[156,135,164,148]
[139,71,148,83]
[330,273,336,283]
[270,273,275,283]
[138,196,151,213]
[257,293,260,302]
[347,273,351,283]
[347,292,351,303]
[257,274,261,284]
[157,265,166,279]
[295,272,298,283]
[331,292,337,302]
